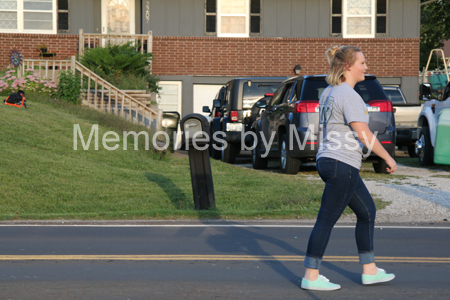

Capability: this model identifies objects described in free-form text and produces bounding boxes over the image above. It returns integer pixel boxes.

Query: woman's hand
[350,122,397,174]
[385,156,397,173]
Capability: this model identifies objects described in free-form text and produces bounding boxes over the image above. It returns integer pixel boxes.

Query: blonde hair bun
[326,46,341,64]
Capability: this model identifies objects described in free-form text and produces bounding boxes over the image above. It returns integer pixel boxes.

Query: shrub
[0,65,57,96]
[57,70,82,104]
[79,42,160,93]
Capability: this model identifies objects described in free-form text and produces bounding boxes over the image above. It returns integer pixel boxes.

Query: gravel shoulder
[339,163,450,224]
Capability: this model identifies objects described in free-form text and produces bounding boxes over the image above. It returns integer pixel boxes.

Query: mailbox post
[180,114,215,210]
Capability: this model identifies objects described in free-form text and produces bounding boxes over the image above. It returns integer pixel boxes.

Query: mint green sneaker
[362,268,395,285]
[301,275,341,291]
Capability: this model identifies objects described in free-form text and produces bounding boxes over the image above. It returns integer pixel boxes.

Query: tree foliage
[79,42,160,93]
[420,0,450,70]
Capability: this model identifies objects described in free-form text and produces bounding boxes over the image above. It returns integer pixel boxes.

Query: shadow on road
[199,221,360,290]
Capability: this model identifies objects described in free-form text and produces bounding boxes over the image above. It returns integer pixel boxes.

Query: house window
[331,0,387,38]
[57,0,68,32]
[331,0,342,35]
[0,0,57,33]
[250,0,260,35]
[205,0,261,37]
[376,0,387,36]
[205,0,216,34]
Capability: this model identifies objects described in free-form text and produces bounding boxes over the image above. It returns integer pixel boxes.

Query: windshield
[301,80,329,100]
[243,82,282,109]
[302,79,388,103]
[383,89,405,104]
[354,80,387,103]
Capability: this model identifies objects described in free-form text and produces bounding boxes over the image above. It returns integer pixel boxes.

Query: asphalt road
[0,221,449,300]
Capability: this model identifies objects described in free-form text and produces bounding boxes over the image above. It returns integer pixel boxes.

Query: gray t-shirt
[317,82,369,170]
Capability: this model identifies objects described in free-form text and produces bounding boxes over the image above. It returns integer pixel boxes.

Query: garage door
[193,84,224,120]
[157,81,182,113]
[157,81,182,148]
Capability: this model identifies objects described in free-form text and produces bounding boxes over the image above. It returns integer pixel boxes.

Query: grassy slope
[1,94,400,221]
[0,95,333,220]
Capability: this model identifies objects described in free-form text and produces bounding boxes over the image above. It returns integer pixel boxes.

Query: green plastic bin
[434,108,450,165]
[429,73,449,90]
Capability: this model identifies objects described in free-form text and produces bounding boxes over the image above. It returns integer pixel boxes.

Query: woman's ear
[344,62,351,71]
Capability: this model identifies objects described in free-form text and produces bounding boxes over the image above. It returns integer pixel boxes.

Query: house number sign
[146,1,150,23]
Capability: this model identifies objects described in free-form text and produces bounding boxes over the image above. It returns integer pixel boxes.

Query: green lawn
[0,95,393,220]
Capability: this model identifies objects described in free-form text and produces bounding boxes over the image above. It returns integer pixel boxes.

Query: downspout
[140,0,143,33]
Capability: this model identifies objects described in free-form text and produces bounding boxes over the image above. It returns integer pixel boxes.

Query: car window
[219,87,225,101]
[242,81,282,109]
[354,79,387,103]
[225,83,232,106]
[269,84,286,107]
[383,89,405,104]
[301,78,386,103]
[217,87,225,105]
[281,83,295,104]
[216,87,224,100]
[301,79,328,100]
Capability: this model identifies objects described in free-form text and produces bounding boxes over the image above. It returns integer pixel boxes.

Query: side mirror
[419,84,431,101]
[256,99,267,108]
[202,106,211,113]
[213,99,221,108]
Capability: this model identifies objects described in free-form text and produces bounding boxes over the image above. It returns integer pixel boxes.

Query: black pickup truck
[251,75,396,174]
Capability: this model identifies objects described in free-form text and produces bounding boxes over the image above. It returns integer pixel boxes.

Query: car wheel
[211,143,222,159]
[280,133,301,175]
[252,132,268,169]
[407,144,418,158]
[416,126,434,166]
[221,142,236,164]
[373,159,389,174]
[209,130,222,160]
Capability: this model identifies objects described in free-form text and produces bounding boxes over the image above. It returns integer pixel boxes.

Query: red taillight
[381,141,392,144]
[230,111,238,122]
[368,100,393,112]
[294,100,319,113]
[214,111,221,118]
[265,93,274,97]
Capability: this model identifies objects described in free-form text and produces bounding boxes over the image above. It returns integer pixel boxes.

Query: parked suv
[251,75,396,174]
[219,77,286,163]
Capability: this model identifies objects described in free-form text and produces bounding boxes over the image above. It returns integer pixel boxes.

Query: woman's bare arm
[350,122,397,173]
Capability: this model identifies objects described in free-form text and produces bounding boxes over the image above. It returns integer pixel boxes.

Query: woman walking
[301,46,397,291]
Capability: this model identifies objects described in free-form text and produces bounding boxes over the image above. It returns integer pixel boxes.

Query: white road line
[0,224,449,229]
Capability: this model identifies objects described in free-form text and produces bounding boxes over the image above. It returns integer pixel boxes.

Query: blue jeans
[304,157,376,269]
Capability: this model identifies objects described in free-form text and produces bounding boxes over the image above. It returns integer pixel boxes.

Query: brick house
[0,0,420,117]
